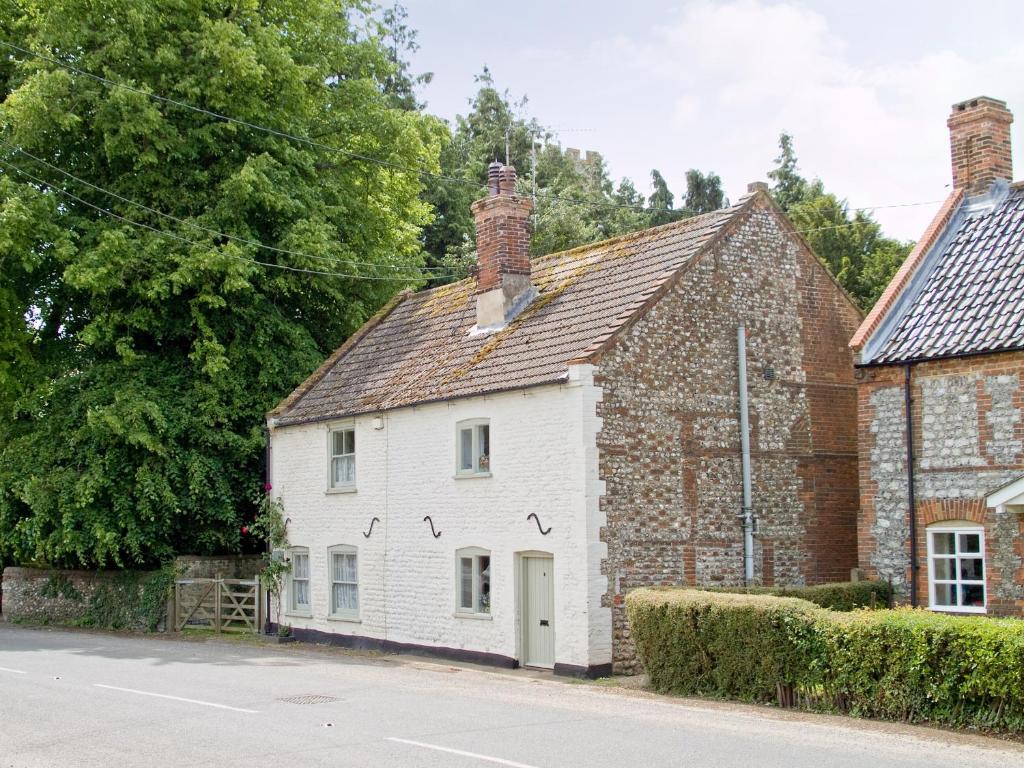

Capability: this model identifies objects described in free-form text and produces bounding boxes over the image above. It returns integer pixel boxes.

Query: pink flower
[264,482,273,491]
[241,525,249,535]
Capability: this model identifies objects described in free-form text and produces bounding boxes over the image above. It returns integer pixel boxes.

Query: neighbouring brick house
[851,97,1024,616]
[267,161,862,676]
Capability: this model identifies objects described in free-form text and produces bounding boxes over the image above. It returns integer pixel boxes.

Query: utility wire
[0,158,437,281]
[0,139,932,263]
[789,212,940,238]
[1,150,934,287]
[0,40,947,220]
[0,140,455,276]
[0,136,934,258]
[0,40,485,190]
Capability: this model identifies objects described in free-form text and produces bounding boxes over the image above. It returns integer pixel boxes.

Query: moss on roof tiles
[273,202,746,424]
[414,278,473,318]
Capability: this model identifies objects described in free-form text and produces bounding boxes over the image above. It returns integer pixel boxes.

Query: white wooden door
[522,556,555,668]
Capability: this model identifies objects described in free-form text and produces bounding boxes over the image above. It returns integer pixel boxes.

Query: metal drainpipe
[738,324,755,585]
[904,364,919,607]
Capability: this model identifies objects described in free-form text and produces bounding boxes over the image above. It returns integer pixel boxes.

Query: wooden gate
[174,578,262,633]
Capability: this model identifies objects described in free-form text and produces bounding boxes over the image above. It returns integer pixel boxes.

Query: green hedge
[627,590,824,703]
[823,610,1024,730]
[703,580,891,612]
[627,588,1024,733]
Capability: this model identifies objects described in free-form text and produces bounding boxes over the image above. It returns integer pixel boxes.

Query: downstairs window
[927,523,986,613]
[456,548,491,615]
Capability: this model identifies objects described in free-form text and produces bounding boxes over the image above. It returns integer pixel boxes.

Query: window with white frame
[329,545,359,618]
[456,548,491,615]
[329,427,355,489]
[927,522,986,613]
[289,548,311,614]
[456,419,490,476]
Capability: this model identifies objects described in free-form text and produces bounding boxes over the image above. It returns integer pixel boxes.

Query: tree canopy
[0,5,911,571]
[767,133,911,310]
[0,0,442,567]
[420,70,728,282]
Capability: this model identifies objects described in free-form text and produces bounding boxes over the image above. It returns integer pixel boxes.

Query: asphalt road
[0,625,1019,768]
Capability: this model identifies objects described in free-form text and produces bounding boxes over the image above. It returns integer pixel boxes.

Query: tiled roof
[867,184,1024,365]
[272,198,747,425]
[849,189,963,351]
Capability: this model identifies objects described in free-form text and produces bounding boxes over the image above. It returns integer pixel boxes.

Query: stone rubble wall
[1,555,263,623]
[0,567,140,623]
[174,555,263,580]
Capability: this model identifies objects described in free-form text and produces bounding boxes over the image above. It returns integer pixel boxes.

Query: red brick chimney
[948,97,1014,194]
[470,161,535,329]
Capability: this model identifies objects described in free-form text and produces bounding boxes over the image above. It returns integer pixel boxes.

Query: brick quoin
[596,195,863,673]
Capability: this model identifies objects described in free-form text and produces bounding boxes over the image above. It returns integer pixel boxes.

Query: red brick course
[597,195,863,672]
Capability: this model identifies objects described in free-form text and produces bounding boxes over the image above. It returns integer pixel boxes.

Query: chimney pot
[498,165,518,195]
[487,160,502,196]
[947,96,1013,194]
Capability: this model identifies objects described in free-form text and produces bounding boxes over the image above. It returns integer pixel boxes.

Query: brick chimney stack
[471,161,535,330]
[948,97,1014,194]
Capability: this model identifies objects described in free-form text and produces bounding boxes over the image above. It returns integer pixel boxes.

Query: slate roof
[866,184,1024,365]
[271,197,749,426]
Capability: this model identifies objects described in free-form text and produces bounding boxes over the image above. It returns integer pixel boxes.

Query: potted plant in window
[478,454,490,472]
[251,484,295,643]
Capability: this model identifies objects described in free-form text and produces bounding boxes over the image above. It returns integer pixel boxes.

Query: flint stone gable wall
[595,199,863,673]
[857,351,1024,616]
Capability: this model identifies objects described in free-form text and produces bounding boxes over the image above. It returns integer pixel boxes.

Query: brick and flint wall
[595,196,863,672]
[857,350,1024,615]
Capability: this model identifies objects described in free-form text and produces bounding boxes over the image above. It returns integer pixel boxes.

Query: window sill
[454,611,493,621]
[326,486,357,495]
[929,605,987,614]
[285,610,312,619]
[454,472,492,480]
[327,614,361,623]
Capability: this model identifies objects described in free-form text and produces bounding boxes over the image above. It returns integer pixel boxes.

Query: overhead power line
[0,158,445,281]
[3,38,947,220]
[0,40,947,221]
[0,40,488,191]
[0,140,454,276]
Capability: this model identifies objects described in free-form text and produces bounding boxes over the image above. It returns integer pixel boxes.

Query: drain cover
[278,694,340,705]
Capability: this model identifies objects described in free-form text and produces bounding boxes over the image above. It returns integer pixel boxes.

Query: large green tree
[684,169,728,215]
[767,133,911,310]
[421,71,723,281]
[0,0,441,567]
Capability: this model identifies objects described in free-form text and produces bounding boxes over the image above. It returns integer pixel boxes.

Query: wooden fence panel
[174,578,261,633]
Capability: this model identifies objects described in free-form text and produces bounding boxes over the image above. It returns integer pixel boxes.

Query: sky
[400,0,1024,240]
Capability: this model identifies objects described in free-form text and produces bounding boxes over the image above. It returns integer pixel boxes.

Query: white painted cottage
[267,164,861,675]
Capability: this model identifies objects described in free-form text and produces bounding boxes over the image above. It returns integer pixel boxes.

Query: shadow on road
[0,622,393,670]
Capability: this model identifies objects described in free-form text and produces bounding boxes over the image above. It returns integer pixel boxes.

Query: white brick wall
[268,365,611,669]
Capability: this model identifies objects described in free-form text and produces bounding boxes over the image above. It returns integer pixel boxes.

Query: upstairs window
[927,523,986,613]
[329,427,355,489]
[456,548,491,615]
[329,545,359,619]
[289,548,311,614]
[456,419,490,476]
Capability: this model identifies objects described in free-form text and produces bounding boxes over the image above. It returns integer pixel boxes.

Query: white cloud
[580,0,1024,238]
